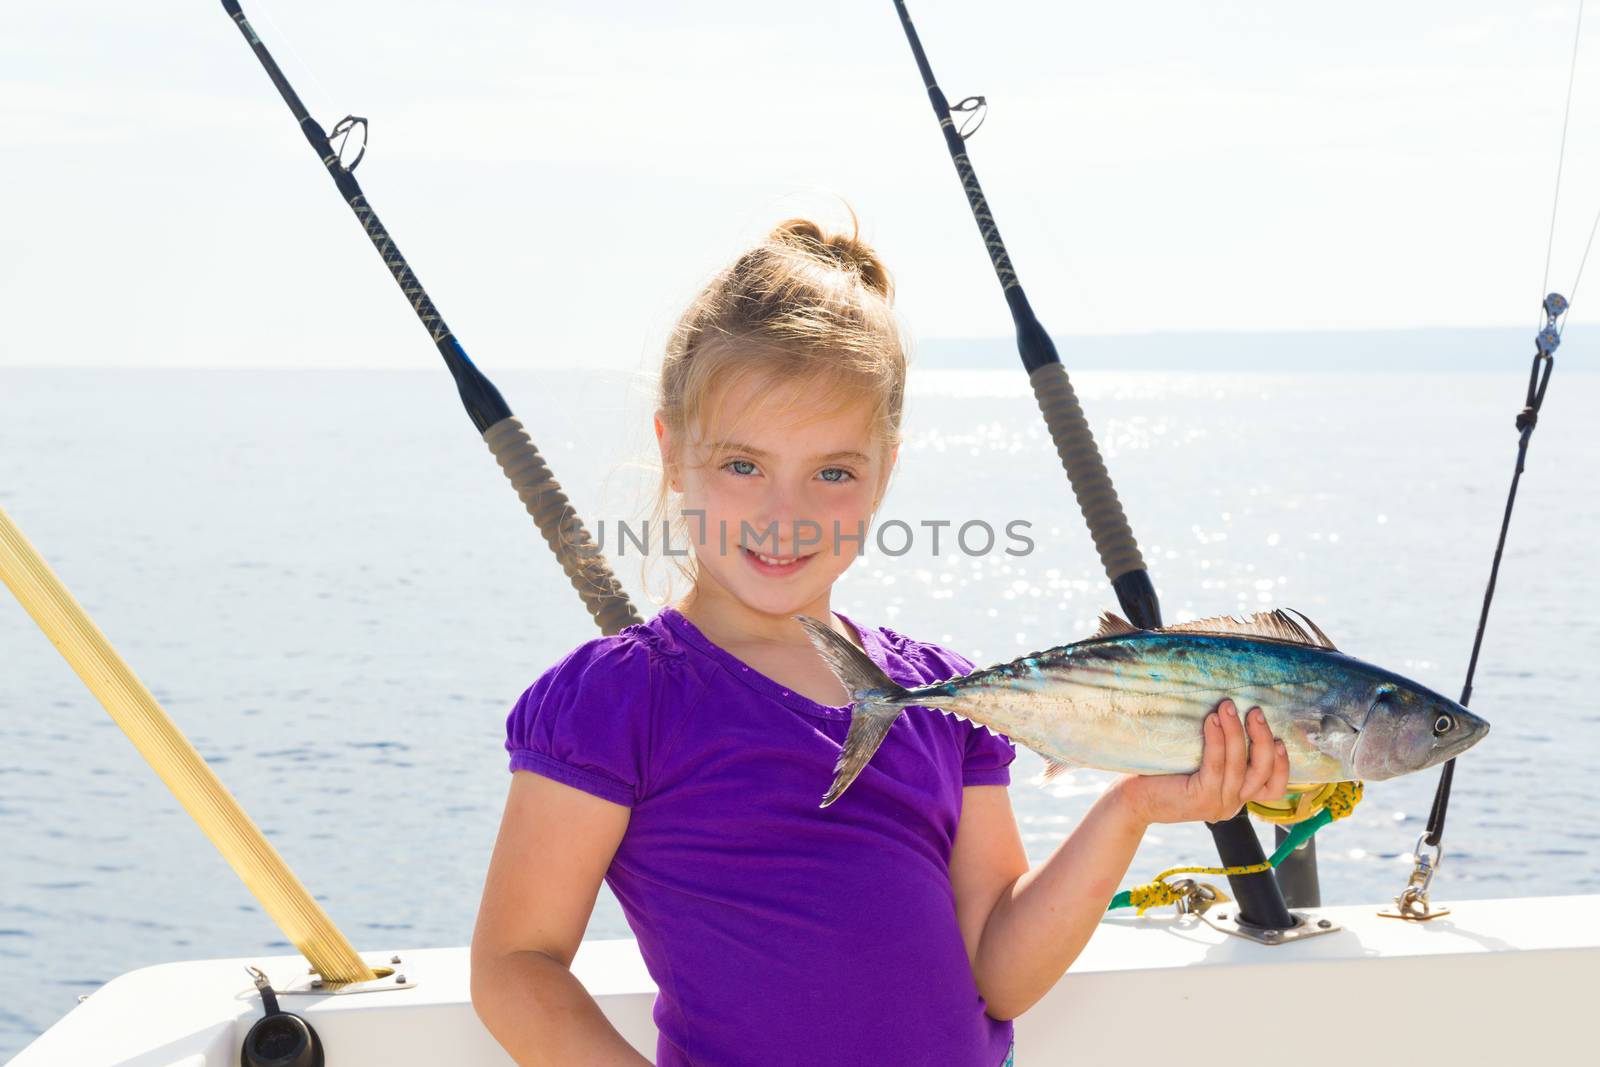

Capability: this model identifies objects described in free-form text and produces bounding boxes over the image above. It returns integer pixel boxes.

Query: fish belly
[946,668,1350,782]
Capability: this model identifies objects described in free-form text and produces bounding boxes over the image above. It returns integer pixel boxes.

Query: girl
[470,218,1290,1067]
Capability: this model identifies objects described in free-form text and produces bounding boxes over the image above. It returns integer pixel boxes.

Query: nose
[748,487,823,554]
[752,481,796,527]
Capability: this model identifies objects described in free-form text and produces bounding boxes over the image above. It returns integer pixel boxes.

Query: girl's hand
[1113,699,1290,827]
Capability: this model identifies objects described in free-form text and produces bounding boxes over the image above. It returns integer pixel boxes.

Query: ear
[654,411,681,493]
[873,443,900,508]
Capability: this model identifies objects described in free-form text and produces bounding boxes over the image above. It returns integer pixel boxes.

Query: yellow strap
[1247,779,1364,824]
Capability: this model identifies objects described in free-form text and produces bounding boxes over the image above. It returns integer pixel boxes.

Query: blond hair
[639,214,908,603]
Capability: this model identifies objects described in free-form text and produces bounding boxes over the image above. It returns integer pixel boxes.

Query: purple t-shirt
[505,605,1015,1067]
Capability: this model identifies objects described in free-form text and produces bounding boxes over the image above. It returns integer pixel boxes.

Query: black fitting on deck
[241,967,324,1067]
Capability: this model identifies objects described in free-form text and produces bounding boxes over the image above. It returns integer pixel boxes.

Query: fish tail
[795,614,921,807]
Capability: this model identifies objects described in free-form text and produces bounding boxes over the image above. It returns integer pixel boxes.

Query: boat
[7,2,1598,1063]
[14,897,1600,1065]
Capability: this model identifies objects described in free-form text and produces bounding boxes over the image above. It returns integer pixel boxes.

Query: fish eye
[1433,714,1455,736]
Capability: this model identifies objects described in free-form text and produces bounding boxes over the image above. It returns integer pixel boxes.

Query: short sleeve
[504,635,654,807]
[932,646,1015,788]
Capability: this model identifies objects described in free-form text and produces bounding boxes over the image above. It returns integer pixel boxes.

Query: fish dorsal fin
[1094,612,1144,638]
[1160,608,1339,651]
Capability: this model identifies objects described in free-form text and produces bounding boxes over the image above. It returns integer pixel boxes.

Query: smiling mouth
[740,545,815,570]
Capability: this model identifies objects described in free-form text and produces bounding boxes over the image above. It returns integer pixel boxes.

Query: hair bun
[770,216,893,302]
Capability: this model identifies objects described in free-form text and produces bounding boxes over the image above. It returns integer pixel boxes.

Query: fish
[794,609,1489,807]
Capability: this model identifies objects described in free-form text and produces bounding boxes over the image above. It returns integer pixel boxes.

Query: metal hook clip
[244,965,281,1016]
[329,115,368,172]
[1170,878,1228,916]
[1378,833,1451,921]
[950,95,988,141]
[1409,832,1442,893]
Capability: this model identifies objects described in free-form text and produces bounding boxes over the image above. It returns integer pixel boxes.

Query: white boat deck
[15,894,1596,1065]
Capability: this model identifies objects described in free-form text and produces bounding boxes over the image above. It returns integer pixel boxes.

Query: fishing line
[1541,0,1587,305]
[1562,208,1600,318]
[251,0,339,125]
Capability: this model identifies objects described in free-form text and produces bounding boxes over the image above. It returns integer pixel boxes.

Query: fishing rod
[1384,293,1565,922]
[220,0,640,637]
[889,0,1297,929]
[1390,0,1588,919]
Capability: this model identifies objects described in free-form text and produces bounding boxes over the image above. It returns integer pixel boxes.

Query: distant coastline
[4,327,1589,372]
[912,327,1575,372]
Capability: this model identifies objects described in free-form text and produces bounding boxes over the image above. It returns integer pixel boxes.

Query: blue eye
[724,459,758,476]
[819,467,855,483]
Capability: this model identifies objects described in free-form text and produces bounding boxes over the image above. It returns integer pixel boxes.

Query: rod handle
[1027,362,1147,581]
[483,417,644,636]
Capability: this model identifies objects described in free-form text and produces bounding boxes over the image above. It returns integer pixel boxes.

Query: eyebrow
[712,440,871,464]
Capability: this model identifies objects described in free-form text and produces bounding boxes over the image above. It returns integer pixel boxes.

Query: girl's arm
[949,698,1290,1021]
[470,771,652,1067]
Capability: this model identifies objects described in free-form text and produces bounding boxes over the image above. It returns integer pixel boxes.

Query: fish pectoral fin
[1322,712,1361,736]
[1042,758,1078,782]
[1307,712,1361,754]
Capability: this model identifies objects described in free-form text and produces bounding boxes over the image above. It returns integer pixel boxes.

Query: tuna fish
[795,609,1489,807]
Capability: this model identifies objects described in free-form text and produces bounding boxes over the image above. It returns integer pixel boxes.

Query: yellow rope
[1119,781,1364,915]
[1125,860,1272,914]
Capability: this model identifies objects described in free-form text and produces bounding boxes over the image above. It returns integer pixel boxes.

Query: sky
[4,0,1600,368]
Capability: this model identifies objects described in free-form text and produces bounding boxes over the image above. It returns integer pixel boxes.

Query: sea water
[2,364,1596,1058]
